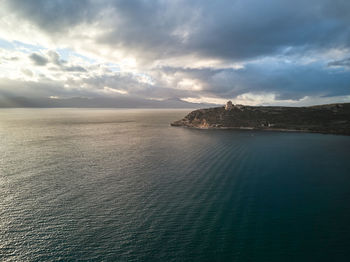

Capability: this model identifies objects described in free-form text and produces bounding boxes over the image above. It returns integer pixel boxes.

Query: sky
[0,0,350,107]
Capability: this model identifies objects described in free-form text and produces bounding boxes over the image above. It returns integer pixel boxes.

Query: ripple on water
[1,109,350,261]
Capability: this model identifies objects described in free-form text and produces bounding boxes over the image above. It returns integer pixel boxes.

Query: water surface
[1,109,350,261]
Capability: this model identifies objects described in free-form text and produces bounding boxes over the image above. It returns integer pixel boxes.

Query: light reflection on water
[1,109,350,261]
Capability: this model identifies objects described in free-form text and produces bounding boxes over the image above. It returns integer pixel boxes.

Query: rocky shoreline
[171,102,350,136]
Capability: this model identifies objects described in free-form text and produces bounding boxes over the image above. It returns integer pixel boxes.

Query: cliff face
[171,103,350,135]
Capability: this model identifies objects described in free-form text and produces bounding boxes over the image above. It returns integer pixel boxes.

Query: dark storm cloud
[6,0,350,61]
[4,0,98,33]
[96,0,350,60]
[29,53,49,66]
[189,0,350,60]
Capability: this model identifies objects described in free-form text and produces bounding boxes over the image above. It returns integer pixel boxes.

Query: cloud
[0,0,350,106]
[27,50,87,72]
[63,66,87,72]
[3,0,97,33]
[156,61,350,100]
[3,0,349,65]
[328,57,350,68]
[47,50,62,65]
[29,53,49,66]
[21,68,33,76]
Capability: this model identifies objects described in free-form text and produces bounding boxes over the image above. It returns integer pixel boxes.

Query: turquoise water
[1,109,350,261]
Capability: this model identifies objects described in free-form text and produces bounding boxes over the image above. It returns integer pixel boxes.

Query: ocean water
[1,108,350,262]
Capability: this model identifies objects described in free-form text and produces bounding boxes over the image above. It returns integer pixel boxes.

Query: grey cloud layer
[159,64,350,100]
[328,57,350,68]
[7,0,350,61]
[1,0,350,104]
[5,0,97,33]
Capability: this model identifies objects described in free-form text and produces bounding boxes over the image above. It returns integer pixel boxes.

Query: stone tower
[225,101,233,110]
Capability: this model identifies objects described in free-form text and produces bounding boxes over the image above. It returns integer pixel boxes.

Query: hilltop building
[225,101,233,110]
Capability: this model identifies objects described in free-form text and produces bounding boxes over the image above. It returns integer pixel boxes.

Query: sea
[1,108,350,261]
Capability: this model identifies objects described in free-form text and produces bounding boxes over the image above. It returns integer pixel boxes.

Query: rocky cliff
[171,103,350,135]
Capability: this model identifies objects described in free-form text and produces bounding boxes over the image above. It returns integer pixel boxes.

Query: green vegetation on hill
[171,103,350,135]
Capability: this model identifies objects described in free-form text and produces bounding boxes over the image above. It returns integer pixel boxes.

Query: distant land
[0,96,217,109]
[171,102,350,136]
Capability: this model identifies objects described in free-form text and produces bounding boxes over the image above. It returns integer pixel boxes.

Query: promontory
[171,101,350,136]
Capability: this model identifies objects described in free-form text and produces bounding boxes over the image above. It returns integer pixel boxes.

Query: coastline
[170,124,347,135]
[170,102,350,136]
